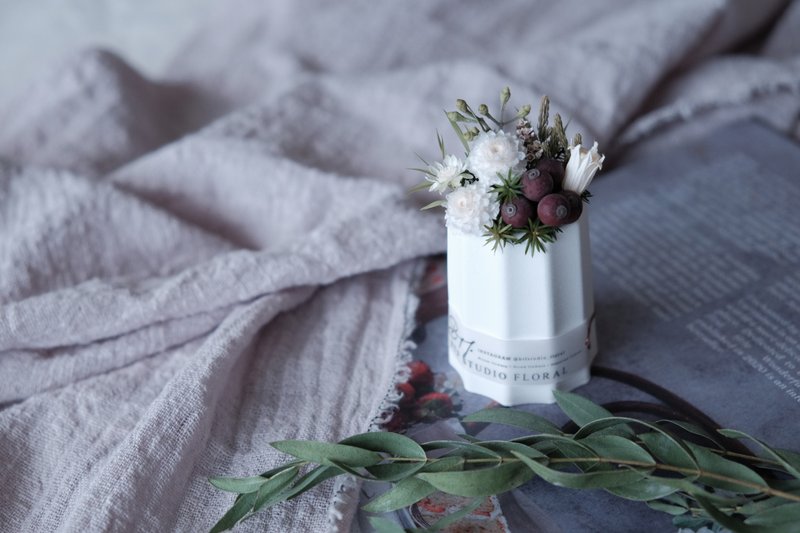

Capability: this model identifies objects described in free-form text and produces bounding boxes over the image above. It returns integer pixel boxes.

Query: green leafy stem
[209,391,800,533]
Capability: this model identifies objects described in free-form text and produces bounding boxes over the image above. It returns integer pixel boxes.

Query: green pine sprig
[519,219,562,256]
[490,170,523,204]
[483,219,516,252]
[209,391,800,532]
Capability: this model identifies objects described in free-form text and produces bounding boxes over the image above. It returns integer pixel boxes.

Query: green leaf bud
[500,86,511,105]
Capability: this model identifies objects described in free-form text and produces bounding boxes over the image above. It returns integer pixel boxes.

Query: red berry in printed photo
[536,158,564,188]
[407,360,434,390]
[500,197,534,228]
[383,410,410,432]
[396,382,416,407]
[414,392,454,420]
[537,193,571,226]
[521,168,554,202]
[561,190,583,224]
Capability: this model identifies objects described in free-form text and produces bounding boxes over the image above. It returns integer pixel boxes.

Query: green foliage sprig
[209,391,800,532]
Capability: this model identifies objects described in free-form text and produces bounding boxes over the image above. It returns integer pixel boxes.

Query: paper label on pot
[448,313,593,385]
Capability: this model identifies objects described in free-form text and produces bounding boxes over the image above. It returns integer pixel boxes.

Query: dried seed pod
[537,193,571,227]
[521,168,554,202]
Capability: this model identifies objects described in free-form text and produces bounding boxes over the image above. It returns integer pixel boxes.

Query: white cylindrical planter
[447,211,597,405]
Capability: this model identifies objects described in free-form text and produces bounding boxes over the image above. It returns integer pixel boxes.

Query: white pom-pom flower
[426,155,467,194]
[563,141,605,194]
[445,181,499,236]
[467,130,525,186]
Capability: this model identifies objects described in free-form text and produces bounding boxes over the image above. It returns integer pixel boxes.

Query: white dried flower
[467,130,525,186]
[563,141,605,194]
[426,155,467,194]
[445,181,499,236]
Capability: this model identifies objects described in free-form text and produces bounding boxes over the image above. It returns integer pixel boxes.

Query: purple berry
[562,190,583,224]
[521,168,554,202]
[537,193,571,227]
[536,158,564,189]
[501,197,534,228]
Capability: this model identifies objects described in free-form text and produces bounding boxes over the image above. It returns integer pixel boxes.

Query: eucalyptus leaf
[776,448,800,476]
[646,501,688,516]
[271,440,382,468]
[417,462,533,497]
[553,391,633,437]
[579,435,655,465]
[644,477,747,505]
[572,417,635,439]
[422,456,465,473]
[479,440,547,459]
[209,475,270,494]
[258,460,304,478]
[283,465,340,500]
[368,516,406,533]
[327,460,371,480]
[363,477,437,513]
[694,494,776,533]
[342,432,426,482]
[745,502,800,526]
[362,477,437,513]
[209,492,257,533]
[638,432,697,472]
[657,419,723,448]
[462,408,562,434]
[511,451,647,489]
[672,515,712,529]
[738,495,792,515]
[423,440,501,459]
[718,429,800,479]
[253,466,299,511]
[606,478,678,501]
[685,442,767,494]
[606,477,678,502]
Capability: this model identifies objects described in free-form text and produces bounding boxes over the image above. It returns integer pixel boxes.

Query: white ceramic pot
[447,210,597,405]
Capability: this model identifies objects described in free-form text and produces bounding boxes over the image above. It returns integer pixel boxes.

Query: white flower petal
[563,141,605,193]
[445,182,499,236]
[427,154,467,193]
[467,130,525,186]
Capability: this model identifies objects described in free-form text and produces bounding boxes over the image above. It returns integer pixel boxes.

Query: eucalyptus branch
[209,391,800,533]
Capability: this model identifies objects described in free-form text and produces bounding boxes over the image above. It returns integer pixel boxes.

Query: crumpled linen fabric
[1,1,799,531]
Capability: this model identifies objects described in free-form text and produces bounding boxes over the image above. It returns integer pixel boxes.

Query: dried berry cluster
[485,96,590,255]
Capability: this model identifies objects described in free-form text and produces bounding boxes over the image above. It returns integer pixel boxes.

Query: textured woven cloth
[1,1,799,531]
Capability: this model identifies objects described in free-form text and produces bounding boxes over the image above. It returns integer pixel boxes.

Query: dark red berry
[561,190,583,224]
[407,361,434,390]
[536,158,565,188]
[537,193,571,227]
[500,197,534,228]
[521,168,554,202]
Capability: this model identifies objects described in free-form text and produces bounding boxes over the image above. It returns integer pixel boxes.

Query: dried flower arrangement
[412,88,604,255]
